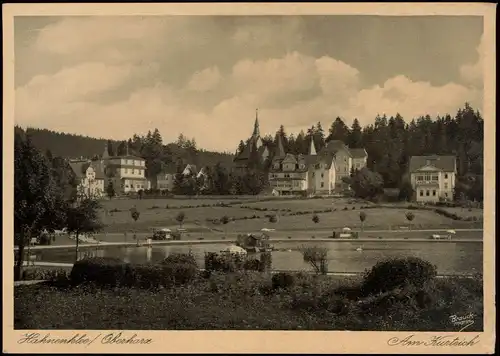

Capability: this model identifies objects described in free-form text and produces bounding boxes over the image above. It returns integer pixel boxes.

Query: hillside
[15,127,234,169]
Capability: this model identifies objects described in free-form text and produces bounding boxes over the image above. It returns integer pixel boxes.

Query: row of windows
[416,173,449,180]
[124,168,144,174]
[124,184,145,189]
[419,190,449,198]
[124,160,145,166]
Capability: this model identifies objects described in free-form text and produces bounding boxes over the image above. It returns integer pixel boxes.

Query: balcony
[415,180,440,186]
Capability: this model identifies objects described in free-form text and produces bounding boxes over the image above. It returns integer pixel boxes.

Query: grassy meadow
[96,197,483,235]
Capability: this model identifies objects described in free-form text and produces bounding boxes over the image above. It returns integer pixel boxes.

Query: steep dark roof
[409,155,457,173]
[69,161,106,180]
[269,152,335,173]
[350,148,367,158]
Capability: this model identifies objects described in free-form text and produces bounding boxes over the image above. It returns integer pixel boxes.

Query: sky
[14,15,484,153]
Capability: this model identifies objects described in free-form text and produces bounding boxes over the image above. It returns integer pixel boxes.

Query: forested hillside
[14,127,235,174]
[242,102,484,189]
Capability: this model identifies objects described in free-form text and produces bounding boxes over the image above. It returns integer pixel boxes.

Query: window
[426,190,430,196]
[321,182,324,188]
[424,174,431,181]
[321,173,324,178]
[419,190,423,196]
[445,174,448,179]
[432,175,438,181]
[312,172,315,177]
[432,190,436,196]
[125,185,129,188]
[417,175,424,181]
[426,160,431,165]
[444,183,448,189]
[136,185,140,189]
[445,193,448,198]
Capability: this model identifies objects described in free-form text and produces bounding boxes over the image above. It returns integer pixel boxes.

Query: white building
[268,136,337,196]
[69,161,106,199]
[101,144,148,194]
[409,155,457,202]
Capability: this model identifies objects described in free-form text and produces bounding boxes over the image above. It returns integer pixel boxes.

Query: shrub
[361,257,437,296]
[272,272,295,290]
[243,258,261,271]
[70,257,132,287]
[312,214,320,224]
[162,252,197,268]
[204,252,245,273]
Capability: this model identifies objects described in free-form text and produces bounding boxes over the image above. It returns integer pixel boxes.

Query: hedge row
[204,252,272,273]
[70,256,199,289]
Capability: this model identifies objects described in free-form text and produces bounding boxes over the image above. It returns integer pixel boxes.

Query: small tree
[359,211,367,231]
[221,215,230,236]
[300,245,328,275]
[405,212,415,230]
[312,214,320,224]
[130,207,140,240]
[66,199,104,261]
[176,211,186,229]
[269,214,278,223]
[106,181,115,200]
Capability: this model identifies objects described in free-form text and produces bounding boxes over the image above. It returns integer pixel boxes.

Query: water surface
[33,240,483,274]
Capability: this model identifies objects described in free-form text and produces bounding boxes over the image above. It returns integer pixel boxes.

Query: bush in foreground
[360,256,438,296]
[14,271,483,331]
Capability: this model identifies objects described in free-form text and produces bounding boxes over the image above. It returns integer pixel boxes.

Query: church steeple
[252,108,260,137]
[309,137,317,155]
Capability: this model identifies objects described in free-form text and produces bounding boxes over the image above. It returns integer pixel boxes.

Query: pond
[31,240,483,275]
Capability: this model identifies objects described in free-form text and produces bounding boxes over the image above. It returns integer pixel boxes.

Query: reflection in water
[36,241,483,274]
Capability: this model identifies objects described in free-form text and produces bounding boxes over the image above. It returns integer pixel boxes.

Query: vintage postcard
[3,2,496,354]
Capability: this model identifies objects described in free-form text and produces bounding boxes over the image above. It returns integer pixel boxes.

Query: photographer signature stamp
[449,312,475,331]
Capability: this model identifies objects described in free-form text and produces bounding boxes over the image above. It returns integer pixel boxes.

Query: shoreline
[15,235,483,251]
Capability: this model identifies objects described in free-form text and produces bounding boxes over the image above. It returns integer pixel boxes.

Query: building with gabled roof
[69,160,106,199]
[409,155,457,202]
[320,140,353,190]
[269,135,337,196]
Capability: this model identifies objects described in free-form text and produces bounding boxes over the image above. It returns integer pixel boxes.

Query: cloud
[186,66,221,92]
[15,17,483,153]
[460,34,484,88]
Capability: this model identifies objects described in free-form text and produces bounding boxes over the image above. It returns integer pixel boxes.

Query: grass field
[96,197,483,233]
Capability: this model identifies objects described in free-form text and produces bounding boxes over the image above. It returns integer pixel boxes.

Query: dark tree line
[15,127,235,181]
[239,103,483,189]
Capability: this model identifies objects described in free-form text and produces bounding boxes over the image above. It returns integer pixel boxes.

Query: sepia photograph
[3,2,495,354]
